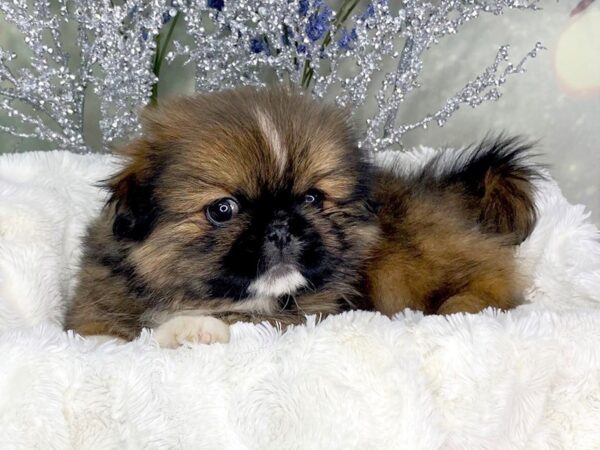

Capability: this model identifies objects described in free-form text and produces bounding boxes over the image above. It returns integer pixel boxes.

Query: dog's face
[109,88,378,317]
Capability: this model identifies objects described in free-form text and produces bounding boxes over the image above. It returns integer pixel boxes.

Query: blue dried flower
[305,4,332,42]
[207,0,224,11]
[298,0,309,16]
[359,3,375,21]
[249,36,272,55]
[128,6,138,19]
[162,11,172,24]
[338,28,358,49]
[297,44,307,53]
[141,28,149,41]
[250,38,266,54]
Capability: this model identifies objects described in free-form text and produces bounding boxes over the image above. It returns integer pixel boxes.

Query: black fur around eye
[304,189,324,207]
[206,198,239,226]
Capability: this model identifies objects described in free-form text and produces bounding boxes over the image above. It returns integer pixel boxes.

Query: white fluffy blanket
[1,150,599,449]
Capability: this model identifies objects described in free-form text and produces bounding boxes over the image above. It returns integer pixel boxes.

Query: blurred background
[398,1,600,226]
[1,0,598,224]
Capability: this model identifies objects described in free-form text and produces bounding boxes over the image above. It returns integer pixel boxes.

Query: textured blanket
[1,150,599,449]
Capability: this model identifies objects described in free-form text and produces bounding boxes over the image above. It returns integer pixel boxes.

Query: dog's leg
[152,313,230,348]
[72,321,131,342]
[436,294,493,315]
[436,275,521,315]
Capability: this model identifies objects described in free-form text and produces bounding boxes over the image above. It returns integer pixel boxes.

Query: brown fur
[368,172,521,315]
[366,138,540,315]
[65,87,379,339]
[64,88,539,340]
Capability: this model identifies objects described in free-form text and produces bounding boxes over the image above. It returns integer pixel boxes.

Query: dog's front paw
[153,315,230,348]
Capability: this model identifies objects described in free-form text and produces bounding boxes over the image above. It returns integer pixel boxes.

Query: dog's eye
[206,198,239,226]
[304,189,323,207]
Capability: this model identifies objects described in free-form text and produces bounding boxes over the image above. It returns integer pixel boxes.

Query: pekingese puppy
[64,87,539,347]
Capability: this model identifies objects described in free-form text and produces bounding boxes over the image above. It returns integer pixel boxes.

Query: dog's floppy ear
[105,139,161,241]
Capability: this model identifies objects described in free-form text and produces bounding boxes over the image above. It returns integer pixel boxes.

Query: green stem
[301,0,360,90]
[150,34,162,105]
[150,12,181,105]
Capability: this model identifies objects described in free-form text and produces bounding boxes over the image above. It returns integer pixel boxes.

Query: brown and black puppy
[64,87,539,346]
[65,87,379,346]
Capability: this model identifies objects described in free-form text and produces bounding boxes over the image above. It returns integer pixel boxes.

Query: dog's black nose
[267,217,291,250]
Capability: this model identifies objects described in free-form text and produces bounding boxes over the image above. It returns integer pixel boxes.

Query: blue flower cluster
[250,36,276,55]
[359,3,376,21]
[305,1,333,42]
[207,0,224,11]
[298,0,310,17]
[338,28,358,49]
[150,0,364,62]
[250,37,266,54]
[162,11,173,24]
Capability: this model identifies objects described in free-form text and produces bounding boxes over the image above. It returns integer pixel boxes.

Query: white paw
[153,315,230,348]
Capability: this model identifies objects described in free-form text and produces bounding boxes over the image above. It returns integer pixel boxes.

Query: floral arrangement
[0,0,542,153]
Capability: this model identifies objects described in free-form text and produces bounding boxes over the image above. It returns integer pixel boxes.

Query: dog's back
[366,136,541,315]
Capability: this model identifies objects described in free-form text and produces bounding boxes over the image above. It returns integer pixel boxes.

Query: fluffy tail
[423,135,543,244]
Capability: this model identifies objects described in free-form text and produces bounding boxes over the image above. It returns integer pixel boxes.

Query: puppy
[65,87,379,346]
[64,87,539,347]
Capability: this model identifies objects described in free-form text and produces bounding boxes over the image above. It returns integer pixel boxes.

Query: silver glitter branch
[376,42,546,149]
[168,0,544,152]
[0,1,85,150]
[1,0,543,153]
[359,0,542,149]
[0,0,165,152]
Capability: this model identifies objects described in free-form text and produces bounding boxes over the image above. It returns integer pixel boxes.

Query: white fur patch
[143,297,278,328]
[153,315,230,348]
[248,264,307,298]
[230,296,277,314]
[255,108,286,175]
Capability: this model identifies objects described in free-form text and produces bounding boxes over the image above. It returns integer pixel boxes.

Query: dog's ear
[106,139,161,241]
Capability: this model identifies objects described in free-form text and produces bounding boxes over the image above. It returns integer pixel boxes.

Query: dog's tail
[423,135,544,245]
